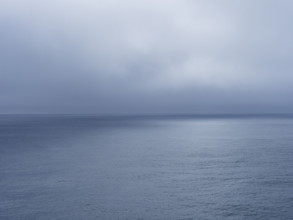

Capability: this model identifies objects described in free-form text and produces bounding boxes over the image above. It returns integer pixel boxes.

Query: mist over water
[2,1,293,219]
[1,115,293,219]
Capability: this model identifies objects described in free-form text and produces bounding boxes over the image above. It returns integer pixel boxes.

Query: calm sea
[1,115,293,219]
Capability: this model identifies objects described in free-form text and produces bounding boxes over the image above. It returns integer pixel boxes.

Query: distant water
[1,115,293,220]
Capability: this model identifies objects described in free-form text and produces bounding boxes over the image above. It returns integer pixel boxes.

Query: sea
[1,114,293,220]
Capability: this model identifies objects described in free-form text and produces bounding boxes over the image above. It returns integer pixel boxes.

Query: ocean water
[1,115,293,220]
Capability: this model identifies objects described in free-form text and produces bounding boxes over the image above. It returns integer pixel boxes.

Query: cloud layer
[1,0,293,113]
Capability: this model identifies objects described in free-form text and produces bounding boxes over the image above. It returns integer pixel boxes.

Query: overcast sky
[1,0,293,114]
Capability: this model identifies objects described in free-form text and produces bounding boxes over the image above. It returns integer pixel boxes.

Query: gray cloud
[1,0,293,114]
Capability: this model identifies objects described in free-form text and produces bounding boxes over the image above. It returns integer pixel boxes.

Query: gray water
[1,115,293,220]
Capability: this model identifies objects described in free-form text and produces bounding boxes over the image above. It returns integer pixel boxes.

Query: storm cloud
[1,0,293,114]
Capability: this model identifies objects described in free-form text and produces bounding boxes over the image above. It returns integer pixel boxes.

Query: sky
[1,0,293,114]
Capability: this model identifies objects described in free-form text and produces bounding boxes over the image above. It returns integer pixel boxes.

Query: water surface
[1,115,293,219]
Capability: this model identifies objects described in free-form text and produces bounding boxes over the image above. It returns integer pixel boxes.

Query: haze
[1,0,293,114]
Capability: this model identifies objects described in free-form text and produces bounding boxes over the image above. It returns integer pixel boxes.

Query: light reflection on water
[1,115,293,219]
